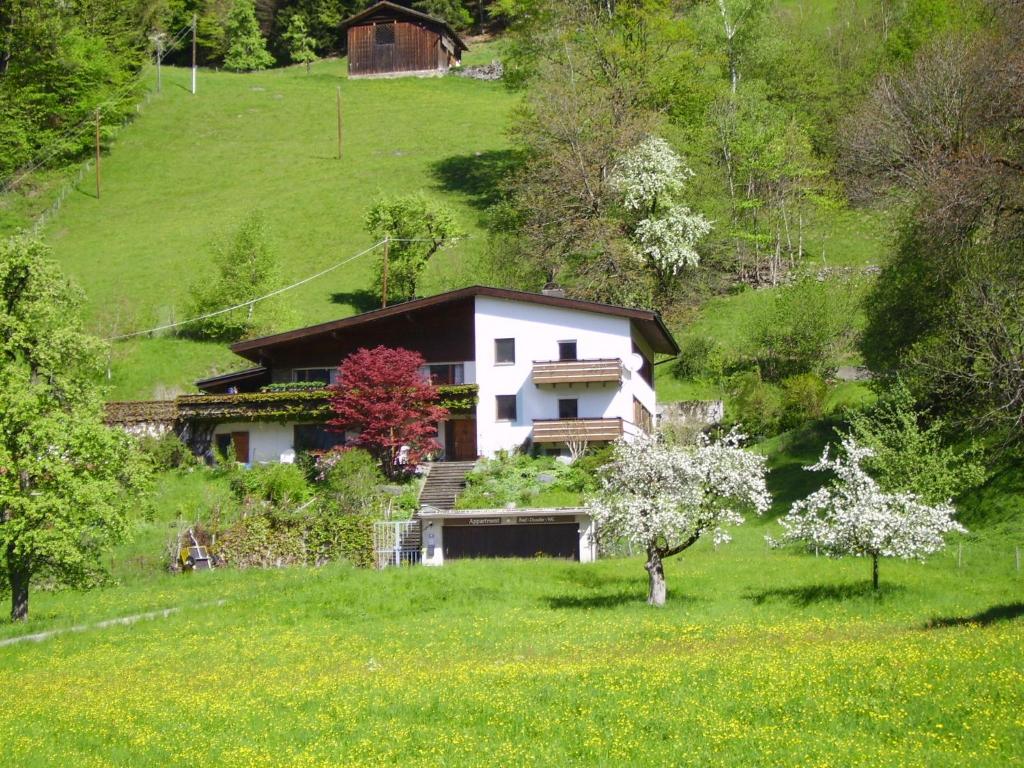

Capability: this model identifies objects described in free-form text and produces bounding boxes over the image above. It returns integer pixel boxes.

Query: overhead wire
[107,239,389,341]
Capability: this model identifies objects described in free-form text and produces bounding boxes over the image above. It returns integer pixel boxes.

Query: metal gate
[373,520,421,568]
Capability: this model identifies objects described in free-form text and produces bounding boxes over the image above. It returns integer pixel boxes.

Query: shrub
[214,503,374,569]
[749,277,860,381]
[318,448,386,514]
[138,432,196,471]
[670,335,724,380]
[233,462,311,506]
[779,374,830,430]
[727,371,782,438]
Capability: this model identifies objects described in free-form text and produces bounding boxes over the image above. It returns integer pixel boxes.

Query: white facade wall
[472,296,657,458]
[212,422,296,464]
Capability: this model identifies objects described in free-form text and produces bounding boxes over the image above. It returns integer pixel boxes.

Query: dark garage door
[444,523,580,561]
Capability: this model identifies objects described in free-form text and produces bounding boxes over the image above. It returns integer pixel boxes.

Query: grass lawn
[0,502,1021,766]
[23,52,517,399]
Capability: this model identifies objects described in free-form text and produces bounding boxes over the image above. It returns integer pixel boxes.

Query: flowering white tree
[610,136,691,213]
[588,431,770,606]
[632,205,714,284]
[772,438,967,590]
[609,136,712,291]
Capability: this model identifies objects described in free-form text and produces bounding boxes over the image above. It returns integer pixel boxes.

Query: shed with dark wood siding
[341,2,468,78]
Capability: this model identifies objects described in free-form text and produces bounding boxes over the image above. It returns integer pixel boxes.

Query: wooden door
[231,431,250,464]
[450,419,477,461]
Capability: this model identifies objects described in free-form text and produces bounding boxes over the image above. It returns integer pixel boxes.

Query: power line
[107,240,388,341]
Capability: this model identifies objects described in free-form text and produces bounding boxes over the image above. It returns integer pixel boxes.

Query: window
[293,368,334,385]
[558,341,577,361]
[558,398,578,419]
[425,363,464,385]
[496,395,517,422]
[495,338,515,365]
[294,424,346,453]
[375,22,395,45]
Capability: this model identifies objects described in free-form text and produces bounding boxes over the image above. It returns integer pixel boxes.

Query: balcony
[532,418,625,444]
[531,358,623,386]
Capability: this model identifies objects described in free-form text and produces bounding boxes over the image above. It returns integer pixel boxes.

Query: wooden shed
[341,2,468,78]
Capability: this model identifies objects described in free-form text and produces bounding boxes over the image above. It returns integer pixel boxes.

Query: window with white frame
[494,338,515,365]
[496,394,517,422]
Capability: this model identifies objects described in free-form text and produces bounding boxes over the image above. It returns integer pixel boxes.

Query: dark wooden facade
[342,2,467,78]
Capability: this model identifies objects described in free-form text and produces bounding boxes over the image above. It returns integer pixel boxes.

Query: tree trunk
[8,546,29,622]
[872,554,879,591]
[645,547,667,606]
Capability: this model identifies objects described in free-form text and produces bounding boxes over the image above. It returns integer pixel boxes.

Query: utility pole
[94,110,101,199]
[155,35,164,93]
[381,238,390,308]
[336,86,343,160]
[191,13,197,95]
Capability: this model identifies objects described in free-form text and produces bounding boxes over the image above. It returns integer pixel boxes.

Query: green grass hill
[30,50,516,399]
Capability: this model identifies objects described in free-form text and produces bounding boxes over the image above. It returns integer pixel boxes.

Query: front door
[450,419,477,461]
[230,431,250,464]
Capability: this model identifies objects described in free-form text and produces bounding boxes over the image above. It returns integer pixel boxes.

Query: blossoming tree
[773,438,967,590]
[610,136,712,292]
[588,431,770,606]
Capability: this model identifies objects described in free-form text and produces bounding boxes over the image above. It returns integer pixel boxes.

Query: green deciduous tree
[844,380,986,505]
[0,238,149,621]
[183,211,285,341]
[365,194,463,304]
[223,0,274,71]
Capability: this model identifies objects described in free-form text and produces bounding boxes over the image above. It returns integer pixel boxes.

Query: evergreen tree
[283,13,317,73]
[223,0,274,72]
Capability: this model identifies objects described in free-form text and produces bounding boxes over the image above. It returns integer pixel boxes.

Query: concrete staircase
[418,460,476,510]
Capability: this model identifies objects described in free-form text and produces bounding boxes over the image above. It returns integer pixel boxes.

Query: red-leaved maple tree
[327,346,448,478]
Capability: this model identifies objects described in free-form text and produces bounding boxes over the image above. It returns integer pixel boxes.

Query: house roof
[194,366,268,390]
[340,1,469,53]
[229,285,680,361]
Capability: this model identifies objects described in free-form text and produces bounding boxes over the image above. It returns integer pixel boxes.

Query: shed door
[444,523,580,560]
[373,22,395,73]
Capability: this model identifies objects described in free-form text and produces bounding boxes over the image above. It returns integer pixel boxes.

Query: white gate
[373,520,421,568]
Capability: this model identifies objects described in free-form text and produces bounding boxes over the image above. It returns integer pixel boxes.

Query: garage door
[444,523,580,561]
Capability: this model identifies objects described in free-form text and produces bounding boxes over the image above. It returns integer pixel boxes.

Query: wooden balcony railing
[532,417,624,444]
[531,358,623,386]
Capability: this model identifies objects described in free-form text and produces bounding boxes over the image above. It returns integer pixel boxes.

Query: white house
[193,285,678,464]
[109,286,678,564]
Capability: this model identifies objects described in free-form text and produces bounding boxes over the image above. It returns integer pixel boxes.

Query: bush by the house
[216,504,374,569]
[138,432,198,471]
[232,462,311,506]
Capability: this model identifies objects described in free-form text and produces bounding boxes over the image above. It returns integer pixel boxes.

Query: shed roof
[229,285,680,362]
[340,1,469,53]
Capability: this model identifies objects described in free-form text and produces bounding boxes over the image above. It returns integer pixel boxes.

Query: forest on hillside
[1,0,1021,455]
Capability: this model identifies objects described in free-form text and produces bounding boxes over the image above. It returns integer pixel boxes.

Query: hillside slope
[37,54,516,398]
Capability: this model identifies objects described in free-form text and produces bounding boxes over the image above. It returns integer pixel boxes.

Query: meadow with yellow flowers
[0,517,1020,767]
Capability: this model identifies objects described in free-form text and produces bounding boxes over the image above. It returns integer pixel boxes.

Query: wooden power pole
[381,238,390,308]
[336,86,343,160]
[191,14,197,95]
[94,110,101,199]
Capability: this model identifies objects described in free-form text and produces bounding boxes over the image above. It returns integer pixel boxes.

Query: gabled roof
[230,285,680,361]
[340,1,469,53]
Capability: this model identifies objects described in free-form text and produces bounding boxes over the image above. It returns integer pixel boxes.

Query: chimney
[541,282,566,298]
